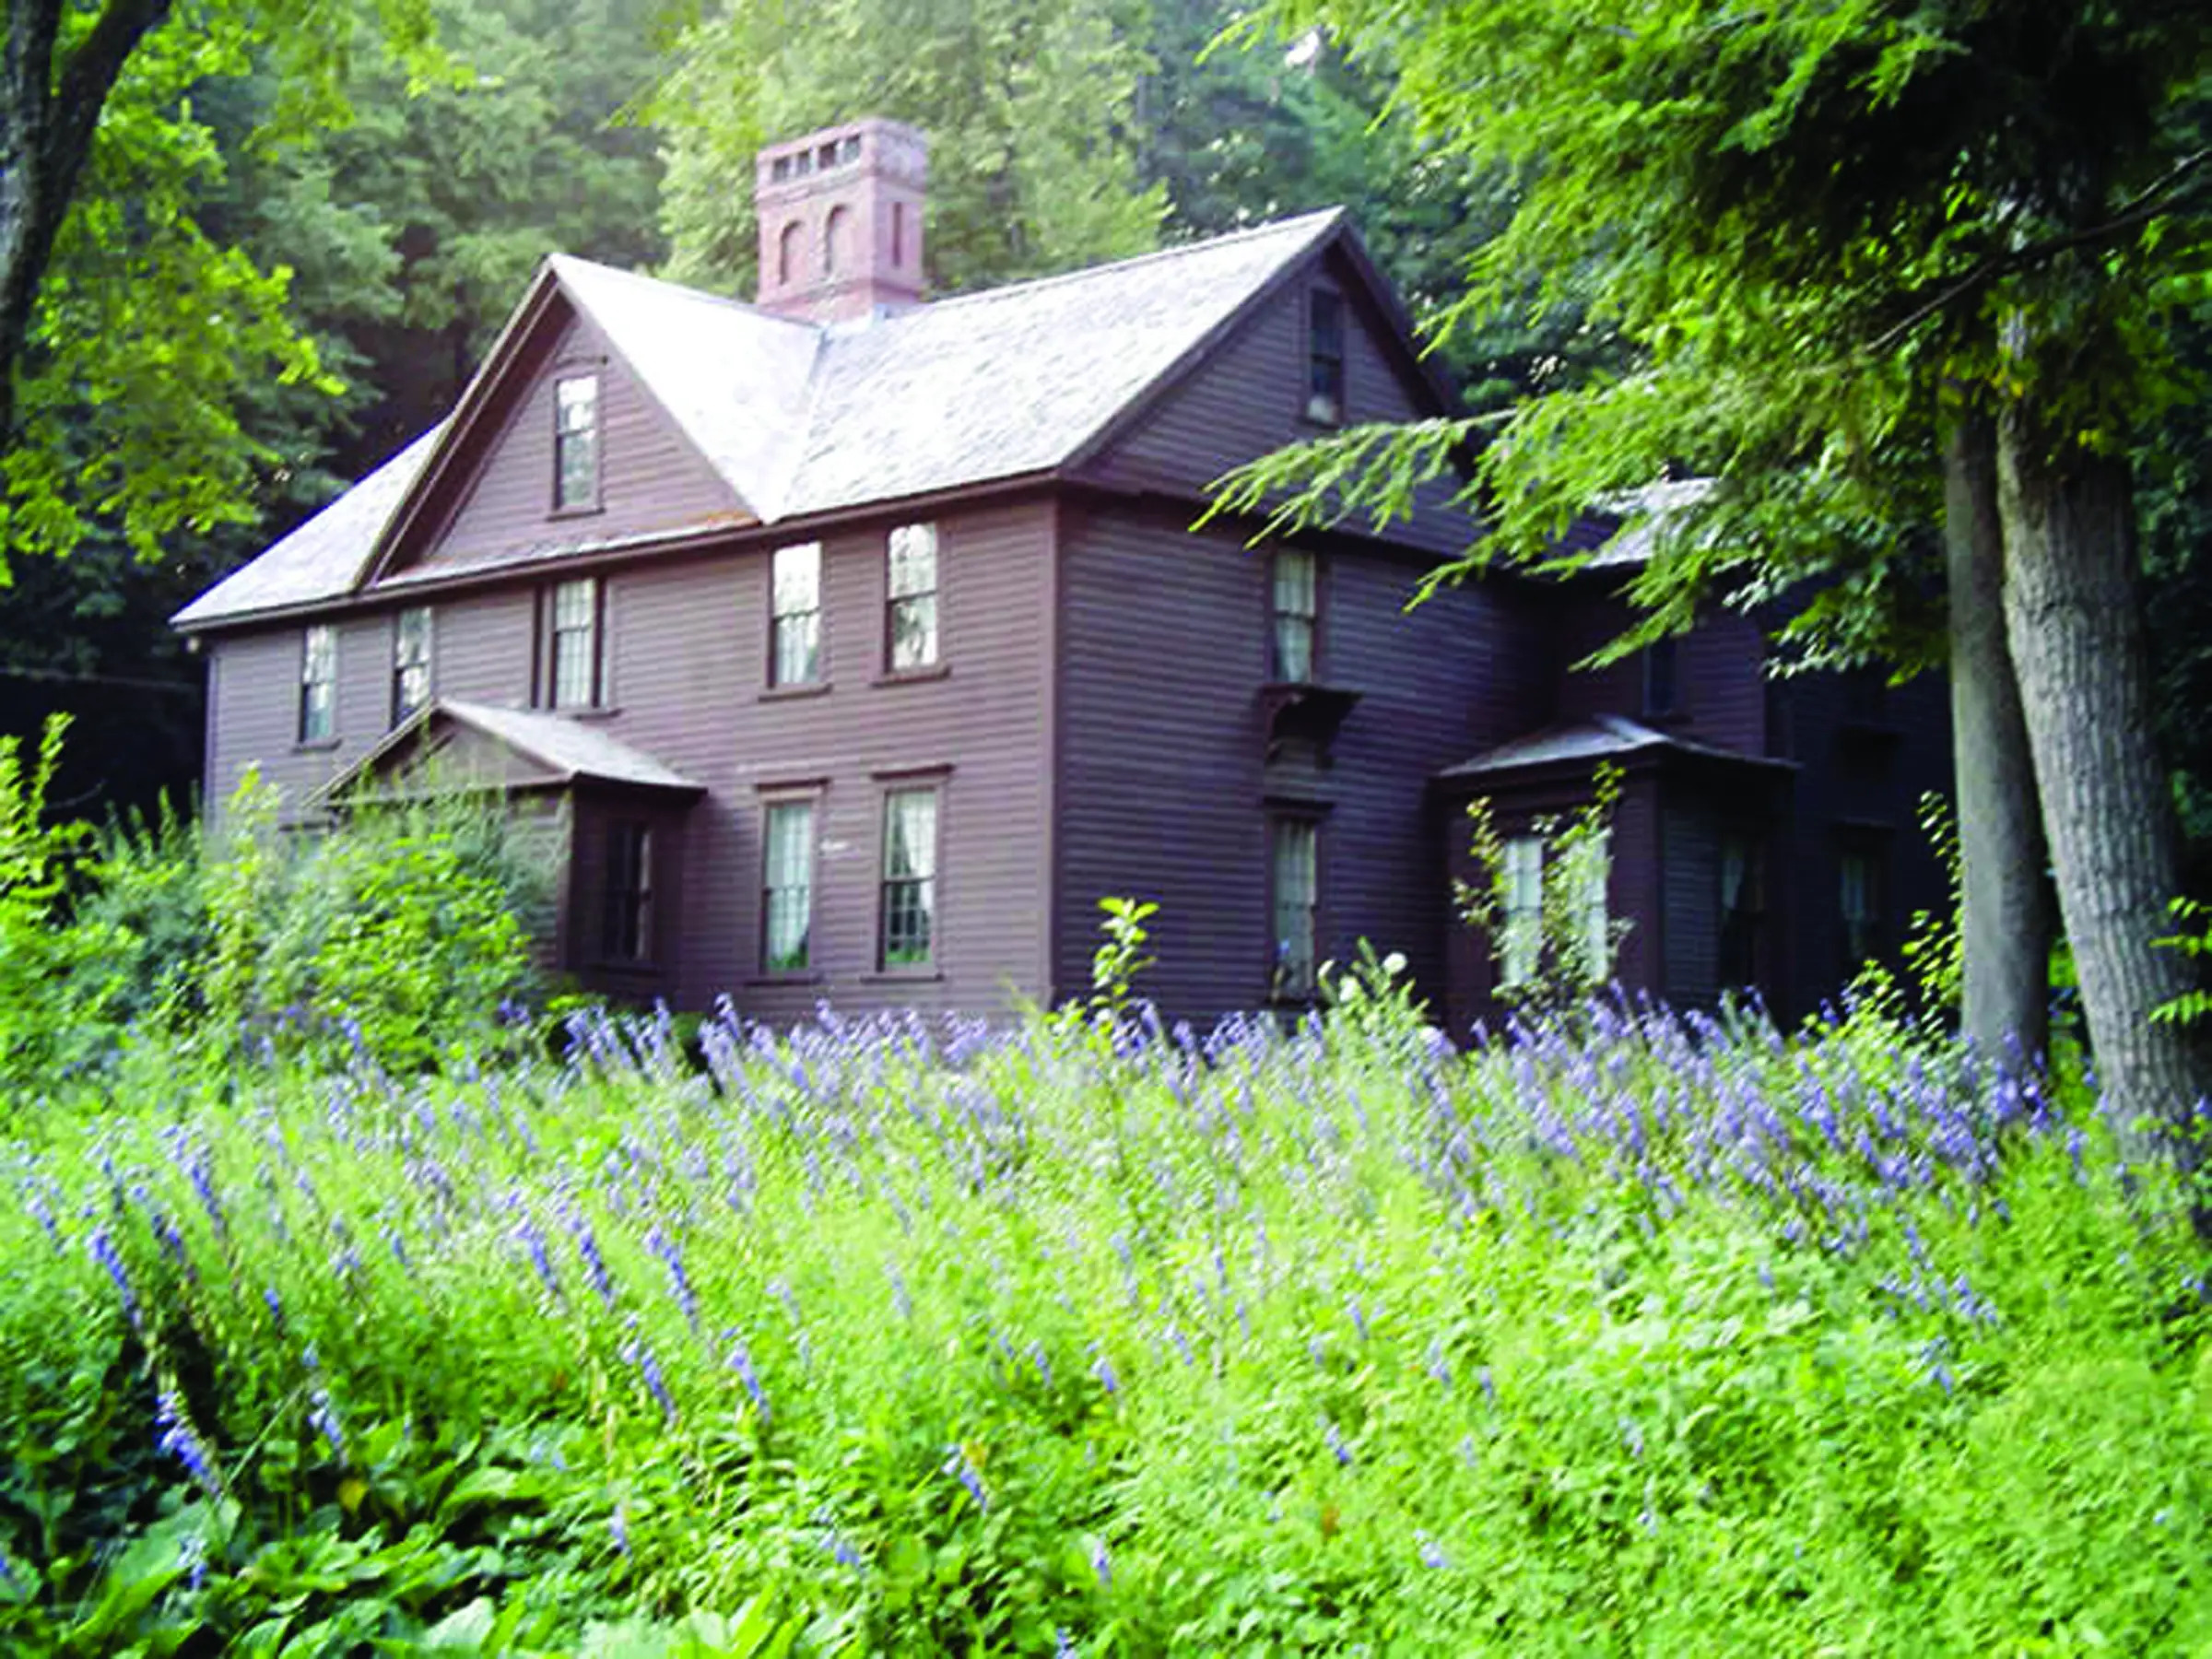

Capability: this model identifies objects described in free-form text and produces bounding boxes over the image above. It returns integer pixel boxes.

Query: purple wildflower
[644,1227,699,1329]
[88,1228,142,1330]
[1324,1417,1353,1467]
[1092,1348,1120,1396]
[609,1506,631,1558]
[1088,1534,1112,1588]
[622,1335,678,1424]
[178,1532,207,1594]
[1417,1531,1449,1571]
[943,1443,988,1511]
[1425,1338,1452,1390]
[724,1333,770,1421]
[308,1382,345,1460]
[156,1391,222,1500]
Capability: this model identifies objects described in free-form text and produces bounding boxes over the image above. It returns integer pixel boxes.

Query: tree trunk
[1943,408,2051,1066]
[1997,409,2212,1160]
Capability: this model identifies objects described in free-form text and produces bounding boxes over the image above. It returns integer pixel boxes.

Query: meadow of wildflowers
[3,961,2209,1653]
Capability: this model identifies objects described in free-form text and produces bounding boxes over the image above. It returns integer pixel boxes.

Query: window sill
[863,968,943,984]
[744,971,824,988]
[872,664,950,688]
[759,681,832,702]
[548,503,606,522]
[293,738,341,754]
[556,704,621,722]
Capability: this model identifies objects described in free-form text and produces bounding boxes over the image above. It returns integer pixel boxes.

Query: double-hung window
[886,523,939,672]
[391,606,432,726]
[1271,549,1317,683]
[761,800,816,973]
[603,820,653,963]
[554,373,600,511]
[879,788,938,969]
[1306,289,1345,425]
[771,542,822,687]
[1840,843,1884,971]
[299,625,336,744]
[1500,836,1544,991]
[543,577,602,709]
[1271,817,1319,997]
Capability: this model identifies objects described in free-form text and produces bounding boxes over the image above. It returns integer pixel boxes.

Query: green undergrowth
[3,971,2209,1653]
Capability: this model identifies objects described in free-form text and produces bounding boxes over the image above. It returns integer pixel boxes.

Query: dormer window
[554,373,600,511]
[1306,289,1345,425]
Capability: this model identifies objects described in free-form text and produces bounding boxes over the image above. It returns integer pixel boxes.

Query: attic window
[1306,289,1345,425]
[838,135,862,165]
[554,373,600,511]
[771,155,793,182]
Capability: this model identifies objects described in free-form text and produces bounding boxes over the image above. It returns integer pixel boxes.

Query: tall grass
[5,971,2209,1653]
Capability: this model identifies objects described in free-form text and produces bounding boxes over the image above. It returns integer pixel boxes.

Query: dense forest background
[3,0,2209,883]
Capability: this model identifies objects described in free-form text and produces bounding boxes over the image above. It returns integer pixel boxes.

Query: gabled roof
[1435,712,1794,784]
[317,698,704,806]
[171,427,444,628]
[176,208,1371,631]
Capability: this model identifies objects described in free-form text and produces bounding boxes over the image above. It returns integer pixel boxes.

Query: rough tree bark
[0,0,175,443]
[1943,409,2051,1067]
[1998,407,2212,1157]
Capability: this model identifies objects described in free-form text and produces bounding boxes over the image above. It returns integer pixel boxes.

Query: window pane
[888,524,937,599]
[889,594,937,670]
[1273,818,1317,994]
[881,790,938,967]
[554,579,594,630]
[1501,836,1544,988]
[555,376,598,510]
[764,801,814,971]
[885,790,938,879]
[774,613,819,686]
[604,822,652,961]
[1273,550,1316,618]
[393,608,431,724]
[300,627,335,742]
[773,543,820,615]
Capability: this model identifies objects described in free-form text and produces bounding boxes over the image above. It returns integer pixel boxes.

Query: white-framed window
[879,787,938,969]
[1271,548,1317,683]
[391,606,432,726]
[887,523,939,672]
[603,820,653,963]
[299,625,336,744]
[554,373,600,511]
[761,799,816,973]
[542,577,602,710]
[1570,829,1611,983]
[771,542,822,688]
[1306,288,1345,425]
[1271,816,1319,997]
[1500,835,1544,990]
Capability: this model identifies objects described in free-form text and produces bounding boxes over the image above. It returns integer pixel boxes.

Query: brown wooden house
[173,118,1948,1035]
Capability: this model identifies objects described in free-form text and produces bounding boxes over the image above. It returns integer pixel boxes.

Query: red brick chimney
[755,119,927,324]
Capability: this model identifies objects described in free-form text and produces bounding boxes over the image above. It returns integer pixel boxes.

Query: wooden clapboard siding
[398,309,740,585]
[1086,249,1469,559]
[1554,588,1769,755]
[203,616,387,822]
[571,495,1055,1015]
[1053,500,1541,1024]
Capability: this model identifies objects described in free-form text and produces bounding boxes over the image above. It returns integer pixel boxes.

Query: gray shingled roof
[171,426,444,628]
[320,697,703,805]
[1436,712,1791,782]
[177,211,1343,629]
[1583,477,1717,571]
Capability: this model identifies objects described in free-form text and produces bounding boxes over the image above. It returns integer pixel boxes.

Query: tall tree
[652,0,1163,299]
[1218,1,2212,1137]
[0,0,443,572]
